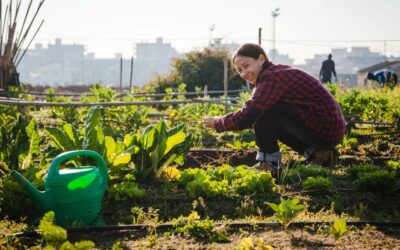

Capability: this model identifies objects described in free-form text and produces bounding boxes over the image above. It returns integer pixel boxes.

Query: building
[134,37,179,85]
[18,38,180,87]
[268,49,295,66]
[19,39,85,86]
[298,47,386,86]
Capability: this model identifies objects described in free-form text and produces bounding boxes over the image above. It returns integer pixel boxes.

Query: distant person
[202,43,345,177]
[366,69,398,88]
[319,54,337,84]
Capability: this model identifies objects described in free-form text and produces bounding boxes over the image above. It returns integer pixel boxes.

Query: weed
[0,219,27,249]
[174,216,229,243]
[111,241,124,250]
[329,218,347,242]
[237,196,256,218]
[236,237,273,250]
[38,211,95,249]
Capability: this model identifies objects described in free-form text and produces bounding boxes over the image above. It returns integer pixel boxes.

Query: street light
[209,24,215,47]
[271,8,280,62]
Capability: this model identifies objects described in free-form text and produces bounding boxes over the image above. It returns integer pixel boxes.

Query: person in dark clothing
[366,69,398,88]
[319,54,337,84]
[202,43,346,176]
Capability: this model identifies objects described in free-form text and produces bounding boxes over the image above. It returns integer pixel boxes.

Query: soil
[183,148,399,168]
[66,225,400,249]
[5,147,400,249]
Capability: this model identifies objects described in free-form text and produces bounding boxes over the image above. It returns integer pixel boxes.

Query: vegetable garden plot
[1,85,400,249]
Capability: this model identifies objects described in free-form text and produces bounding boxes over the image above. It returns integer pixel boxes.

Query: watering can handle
[47,150,108,187]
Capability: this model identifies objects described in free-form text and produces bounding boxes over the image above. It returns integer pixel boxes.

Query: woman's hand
[202,117,217,129]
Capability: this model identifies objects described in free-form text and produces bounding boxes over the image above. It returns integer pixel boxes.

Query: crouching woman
[202,43,345,174]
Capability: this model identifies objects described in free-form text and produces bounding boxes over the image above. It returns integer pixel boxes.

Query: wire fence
[0,98,241,107]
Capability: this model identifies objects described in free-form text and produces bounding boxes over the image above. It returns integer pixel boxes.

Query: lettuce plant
[302,176,332,191]
[266,198,305,229]
[179,165,276,198]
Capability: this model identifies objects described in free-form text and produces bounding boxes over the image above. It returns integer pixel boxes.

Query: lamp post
[271,8,280,62]
[209,24,215,47]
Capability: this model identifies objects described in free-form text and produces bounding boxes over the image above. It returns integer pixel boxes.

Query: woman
[202,43,345,173]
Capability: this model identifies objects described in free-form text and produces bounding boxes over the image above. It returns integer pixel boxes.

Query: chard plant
[130,119,192,180]
[46,106,132,170]
[266,198,305,229]
[0,114,40,170]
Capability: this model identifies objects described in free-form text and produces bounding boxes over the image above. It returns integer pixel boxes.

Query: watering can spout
[11,170,51,211]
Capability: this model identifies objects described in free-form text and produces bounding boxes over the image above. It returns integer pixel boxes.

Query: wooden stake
[129,56,133,92]
[119,57,123,99]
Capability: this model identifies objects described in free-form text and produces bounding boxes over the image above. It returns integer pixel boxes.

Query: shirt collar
[255,62,273,85]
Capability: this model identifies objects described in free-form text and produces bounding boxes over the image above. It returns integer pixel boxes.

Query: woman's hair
[232,43,270,70]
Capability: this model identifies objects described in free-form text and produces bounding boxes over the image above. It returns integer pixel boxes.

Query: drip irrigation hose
[10,221,400,238]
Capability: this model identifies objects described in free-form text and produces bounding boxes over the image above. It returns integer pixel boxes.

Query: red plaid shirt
[215,63,346,143]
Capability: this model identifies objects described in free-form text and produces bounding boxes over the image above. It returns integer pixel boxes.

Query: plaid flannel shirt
[215,63,346,143]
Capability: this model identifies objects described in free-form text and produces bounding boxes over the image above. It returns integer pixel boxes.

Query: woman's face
[233,54,265,84]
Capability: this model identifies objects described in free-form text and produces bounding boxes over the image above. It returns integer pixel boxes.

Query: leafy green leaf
[83,106,102,150]
[21,119,41,170]
[113,153,131,167]
[46,127,75,151]
[329,218,347,240]
[104,136,117,165]
[63,124,81,149]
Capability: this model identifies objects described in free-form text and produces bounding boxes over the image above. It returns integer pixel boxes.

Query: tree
[148,48,246,92]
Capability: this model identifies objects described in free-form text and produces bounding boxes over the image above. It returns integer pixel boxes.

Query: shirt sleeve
[214,79,285,132]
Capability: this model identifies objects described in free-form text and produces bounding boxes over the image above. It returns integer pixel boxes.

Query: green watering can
[11,150,108,226]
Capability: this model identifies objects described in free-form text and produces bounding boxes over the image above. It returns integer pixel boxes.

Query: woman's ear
[258,54,266,64]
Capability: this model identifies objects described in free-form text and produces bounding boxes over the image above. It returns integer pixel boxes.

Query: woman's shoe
[255,161,283,178]
[304,147,339,167]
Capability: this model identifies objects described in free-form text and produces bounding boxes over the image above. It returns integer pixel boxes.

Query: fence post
[119,57,123,100]
[223,59,228,114]
[129,56,134,93]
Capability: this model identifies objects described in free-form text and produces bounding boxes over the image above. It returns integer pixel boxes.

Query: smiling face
[233,54,266,84]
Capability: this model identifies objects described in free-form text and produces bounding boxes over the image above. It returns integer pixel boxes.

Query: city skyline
[20,37,389,87]
[23,0,400,64]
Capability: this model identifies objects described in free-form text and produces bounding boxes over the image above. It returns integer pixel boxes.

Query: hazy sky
[27,0,400,64]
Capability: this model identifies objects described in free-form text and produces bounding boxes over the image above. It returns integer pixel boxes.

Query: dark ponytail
[232,43,270,70]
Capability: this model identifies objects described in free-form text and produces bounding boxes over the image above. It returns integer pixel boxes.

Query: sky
[16,0,400,64]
